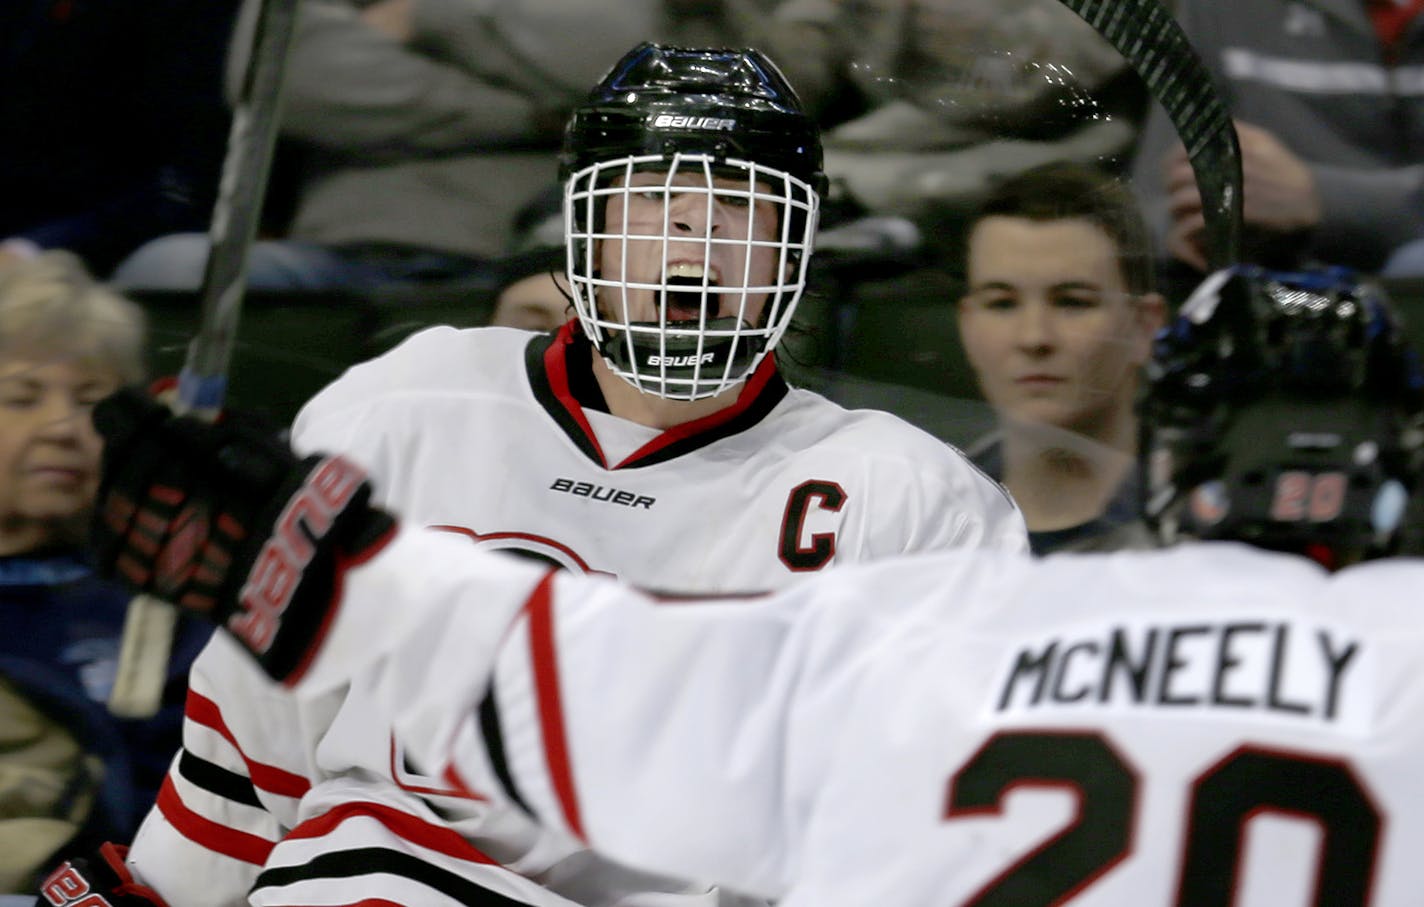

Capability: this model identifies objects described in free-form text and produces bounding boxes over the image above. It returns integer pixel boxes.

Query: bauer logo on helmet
[652,115,737,131]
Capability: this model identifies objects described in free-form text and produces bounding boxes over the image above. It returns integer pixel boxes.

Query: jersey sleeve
[300,528,946,900]
[448,562,957,899]
[460,574,817,898]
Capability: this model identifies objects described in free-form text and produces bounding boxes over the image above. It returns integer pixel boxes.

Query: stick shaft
[176,0,301,418]
[1056,0,1244,270]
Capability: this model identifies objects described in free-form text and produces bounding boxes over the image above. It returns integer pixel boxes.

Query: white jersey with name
[298,532,1424,907]
[126,323,1026,906]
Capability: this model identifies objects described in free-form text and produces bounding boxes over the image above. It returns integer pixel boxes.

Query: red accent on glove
[38,844,169,906]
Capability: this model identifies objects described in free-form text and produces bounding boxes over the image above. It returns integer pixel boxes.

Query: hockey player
[60,263,1424,905]
[103,43,1026,907]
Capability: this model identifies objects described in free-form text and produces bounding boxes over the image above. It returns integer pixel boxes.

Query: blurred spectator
[0,253,211,884]
[113,0,814,294]
[489,246,571,331]
[775,0,1149,261]
[957,163,1166,553]
[0,0,238,278]
[1130,0,1424,279]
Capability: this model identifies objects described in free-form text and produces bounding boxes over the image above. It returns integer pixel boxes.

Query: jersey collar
[525,321,788,470]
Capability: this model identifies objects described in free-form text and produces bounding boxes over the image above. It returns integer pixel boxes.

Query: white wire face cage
[565,152,820,402]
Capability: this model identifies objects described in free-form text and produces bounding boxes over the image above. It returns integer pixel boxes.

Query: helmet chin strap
[597,316,763,400]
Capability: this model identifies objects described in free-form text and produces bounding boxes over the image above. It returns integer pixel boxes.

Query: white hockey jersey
[295,530,1424,906]
[288,323,1025,587]
[127,323,1026,906]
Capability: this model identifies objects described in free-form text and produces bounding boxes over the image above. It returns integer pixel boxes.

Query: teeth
[666,262,718,283]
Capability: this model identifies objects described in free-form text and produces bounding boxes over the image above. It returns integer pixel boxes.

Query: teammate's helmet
[560,43,826,401]
[1142,265,1424,565]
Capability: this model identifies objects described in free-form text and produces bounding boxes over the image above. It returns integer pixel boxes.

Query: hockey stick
[180,0,302,418]
[1056,0,1243,271]
[109,0,301,718]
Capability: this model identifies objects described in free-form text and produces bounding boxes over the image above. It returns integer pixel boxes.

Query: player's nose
[667,187,720,236]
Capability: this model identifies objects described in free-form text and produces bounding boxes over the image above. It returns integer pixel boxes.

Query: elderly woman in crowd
[0,252,209,893]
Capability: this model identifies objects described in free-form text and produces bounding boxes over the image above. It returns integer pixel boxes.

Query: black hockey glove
[91,387,396,682]
[39,843,168,906]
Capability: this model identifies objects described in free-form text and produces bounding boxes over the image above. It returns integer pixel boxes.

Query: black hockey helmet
[558,42,826,195]
[1141,264,1424,565]
[559,43,826,401]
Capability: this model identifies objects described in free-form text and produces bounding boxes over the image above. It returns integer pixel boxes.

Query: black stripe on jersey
[252,847,542,905]
[526,331,605,465]
[479,684,534,818]
[177,749,263,809]
[560,328,611,415]
[478,683,535,814]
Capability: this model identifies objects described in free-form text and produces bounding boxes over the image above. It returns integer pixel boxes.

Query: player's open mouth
[663,262,721,321]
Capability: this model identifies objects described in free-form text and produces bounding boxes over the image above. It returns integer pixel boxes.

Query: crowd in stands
[4,0,1424,898]
[108,0,815,294]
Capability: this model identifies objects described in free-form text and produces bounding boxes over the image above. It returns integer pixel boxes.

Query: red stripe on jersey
[613,355,778,468]
[545,322,609,467]
[185,689,311,798]
[526,572,586,841]
[444,763,481,800]
[427,526,609,576]
[156,776,276,865]
[285,800,499,865]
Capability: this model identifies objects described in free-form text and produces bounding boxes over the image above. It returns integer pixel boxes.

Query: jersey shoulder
[994,542,1424,635]
[292,326,535,436]
[320,325,531,398]
[789,389,1019,515]
[1322,554,1424,627]
[778,387,996,473]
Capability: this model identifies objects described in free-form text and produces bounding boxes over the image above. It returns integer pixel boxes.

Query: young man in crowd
[99,43,1024,907]
[958,162,1165,552]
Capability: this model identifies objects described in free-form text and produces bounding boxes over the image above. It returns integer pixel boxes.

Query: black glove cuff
[218,455,398,681]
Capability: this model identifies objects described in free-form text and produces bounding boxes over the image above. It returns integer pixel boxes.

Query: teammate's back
[791,542,1415,904]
